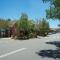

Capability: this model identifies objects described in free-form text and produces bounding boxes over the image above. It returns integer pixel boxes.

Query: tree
[0,19,9,29]
[19,13,29,31]
[39,18,49,36]
[42,0,60,19]
[17,13,29,37]
[28,20,37,38]
[58,24,60,27]
[17,13,37,39]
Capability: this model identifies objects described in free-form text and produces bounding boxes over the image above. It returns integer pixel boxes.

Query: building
[0,21,17,38]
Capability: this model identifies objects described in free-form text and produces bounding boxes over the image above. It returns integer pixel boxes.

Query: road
[0,33,60,60]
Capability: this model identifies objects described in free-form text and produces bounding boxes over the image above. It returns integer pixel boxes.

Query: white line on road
[0,48,26,59]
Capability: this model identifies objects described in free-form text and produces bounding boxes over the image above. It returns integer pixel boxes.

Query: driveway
[0,33,60,60]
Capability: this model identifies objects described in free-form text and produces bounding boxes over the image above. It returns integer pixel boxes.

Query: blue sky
[0,0,60,28]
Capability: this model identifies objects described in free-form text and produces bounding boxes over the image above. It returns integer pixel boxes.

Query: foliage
[0,19,10,29]
[18,13,29,31]
[39,18,49,36]
[56,28,60,32]
[17,13,37,39]
[0,13,50,39]
[42,0,60,19]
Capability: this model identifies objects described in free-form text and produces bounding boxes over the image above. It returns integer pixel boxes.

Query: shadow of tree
[46,41,60,48]
[36,41,60,59]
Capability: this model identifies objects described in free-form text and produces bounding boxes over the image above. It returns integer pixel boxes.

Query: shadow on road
[36,41,60,59]
[46,41,60,48]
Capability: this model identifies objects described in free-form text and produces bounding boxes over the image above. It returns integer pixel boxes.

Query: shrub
[39,18,50,36]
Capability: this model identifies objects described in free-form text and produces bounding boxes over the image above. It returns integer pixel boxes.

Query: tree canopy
[42,0,60,19]
[0,19,10,29]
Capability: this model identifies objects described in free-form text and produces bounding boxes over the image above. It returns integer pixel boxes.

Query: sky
[0,0,60,28]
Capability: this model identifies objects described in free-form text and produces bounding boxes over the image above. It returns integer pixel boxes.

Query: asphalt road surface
[0,33,60,60]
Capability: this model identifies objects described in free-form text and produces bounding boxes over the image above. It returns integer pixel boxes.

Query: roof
[9,21,16,27]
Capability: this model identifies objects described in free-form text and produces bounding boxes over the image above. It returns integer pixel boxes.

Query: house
[0,28,9,37]
[0,20,17,38]
[10,22,17,38]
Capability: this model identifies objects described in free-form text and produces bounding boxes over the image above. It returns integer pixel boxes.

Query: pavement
[0,33,60,60]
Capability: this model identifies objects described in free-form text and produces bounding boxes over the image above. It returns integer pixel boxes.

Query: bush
[29,32,37,38]
[39,18,50,36]
[16,13,37,39]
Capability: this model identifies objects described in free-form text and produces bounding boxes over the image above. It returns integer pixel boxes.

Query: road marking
[0,48,26,59]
